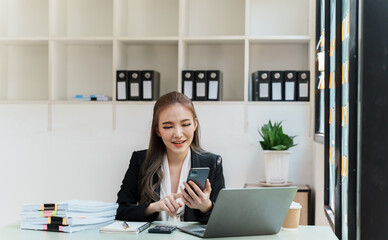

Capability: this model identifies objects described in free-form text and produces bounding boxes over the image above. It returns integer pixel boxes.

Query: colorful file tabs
[20,200,118,233]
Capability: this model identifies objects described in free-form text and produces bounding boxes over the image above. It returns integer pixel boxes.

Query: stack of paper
[20,200,118,233]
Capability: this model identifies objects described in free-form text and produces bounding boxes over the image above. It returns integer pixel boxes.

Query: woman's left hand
[180,179,212,213]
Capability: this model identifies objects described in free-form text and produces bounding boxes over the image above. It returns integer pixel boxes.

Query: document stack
[20,200,118,233]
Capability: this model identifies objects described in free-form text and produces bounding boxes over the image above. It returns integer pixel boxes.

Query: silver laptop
[179,187,297,238]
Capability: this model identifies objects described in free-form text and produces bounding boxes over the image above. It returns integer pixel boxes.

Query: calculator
[148,225,177,234]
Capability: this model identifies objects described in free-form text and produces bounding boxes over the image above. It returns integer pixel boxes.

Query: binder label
[285,82,295,100]
[272,82,282,100]
[117,81,127,100]
[259,83,269,98]
[299,83,308,97]
[208,81,218,100]
[184,81,193,99]
[143,81,152,99]
[197,82,206,97]
[130,83,139,97]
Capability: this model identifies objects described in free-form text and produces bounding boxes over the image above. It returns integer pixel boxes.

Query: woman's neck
[166,149,189,166]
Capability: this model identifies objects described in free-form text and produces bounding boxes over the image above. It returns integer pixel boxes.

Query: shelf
[249,36,311,43]
[0,100,49,104]
[116,0,179,37]
[192,101,307,106]
[193,101,246,105]
[249,0,309,37]
[246,101,310,105]
[115,101,155,105]
[0,38,49,44]
[182,41,245,101]
[0,43,48,100]
[52,0,113,37]
[0,0,313,105]
[182,36,245,44]
[0,0,49,38]
[114,101,250,106]
[184,0,245,37]
[114,101,294,106]
[52,38,113,45]
[97,100,311,106]
[117,37,179,45]
[51,100,113,105]
[51,41,113,101]
[115,41,179,97]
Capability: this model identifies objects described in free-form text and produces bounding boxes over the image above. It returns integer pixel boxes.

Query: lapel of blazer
[191,149,201,168]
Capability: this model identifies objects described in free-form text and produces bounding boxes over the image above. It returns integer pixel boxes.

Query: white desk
[0,221,338,240]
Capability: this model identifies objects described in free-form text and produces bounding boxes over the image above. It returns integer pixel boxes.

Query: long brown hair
[140,91,203,204]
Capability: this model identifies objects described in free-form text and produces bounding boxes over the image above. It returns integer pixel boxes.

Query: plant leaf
[258,120,297,150]
[272,145,287,150]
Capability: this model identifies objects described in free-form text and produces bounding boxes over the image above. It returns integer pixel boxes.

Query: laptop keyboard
[191,226,206,233]
[178,225,207,237]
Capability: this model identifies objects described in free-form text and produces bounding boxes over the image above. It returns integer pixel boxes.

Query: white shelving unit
[0,0,49,38]
[249,0,309,37]
[51,40,113,101]
[183,0,245,37]
[117,0,179,37]
[0,0,314,128]
[51,0,113,37]
[0,41,49,101]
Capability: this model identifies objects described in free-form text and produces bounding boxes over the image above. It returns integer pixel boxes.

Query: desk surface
[0,221,338,240]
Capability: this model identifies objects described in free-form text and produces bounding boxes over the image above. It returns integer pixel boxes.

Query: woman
[116,91,225,223]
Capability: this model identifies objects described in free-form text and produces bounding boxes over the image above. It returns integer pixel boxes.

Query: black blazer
[116,149,225,223]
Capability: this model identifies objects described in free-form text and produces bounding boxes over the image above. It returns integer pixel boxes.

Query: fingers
[183,181,202,204]
[180,186,194,208]
[181,180,213,212]
[189,180,205,196]
[158,180,212,215]
[204,179,212,194]
[172,192,182,200]
[167,195,181,210]
[183,181,200,198]
[162,200,176,217]
[172,193,183,208]
[159,195,182,217]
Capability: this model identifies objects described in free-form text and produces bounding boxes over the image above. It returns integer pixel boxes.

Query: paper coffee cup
[282,201,302,231]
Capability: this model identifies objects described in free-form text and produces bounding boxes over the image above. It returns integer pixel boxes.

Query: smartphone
[186,167,210,191]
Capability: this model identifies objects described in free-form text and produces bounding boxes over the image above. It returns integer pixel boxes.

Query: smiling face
[156,103,198,161]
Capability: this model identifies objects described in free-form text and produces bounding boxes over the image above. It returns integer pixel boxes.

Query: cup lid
[290,201,302,209]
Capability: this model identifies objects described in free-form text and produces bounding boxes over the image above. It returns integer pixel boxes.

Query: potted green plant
[259,121,296,184]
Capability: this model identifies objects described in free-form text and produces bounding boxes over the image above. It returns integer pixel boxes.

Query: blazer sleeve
[193,155,225,223]
[115,151,159,222]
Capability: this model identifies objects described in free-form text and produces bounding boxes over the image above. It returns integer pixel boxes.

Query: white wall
[0,102,313,227]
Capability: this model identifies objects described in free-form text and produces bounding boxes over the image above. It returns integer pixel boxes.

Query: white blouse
[158,148,192,222]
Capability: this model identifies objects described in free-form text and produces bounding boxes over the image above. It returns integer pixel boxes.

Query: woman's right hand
[146,193,182,217]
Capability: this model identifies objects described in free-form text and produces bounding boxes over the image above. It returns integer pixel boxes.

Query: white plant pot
[263,150,291,184]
